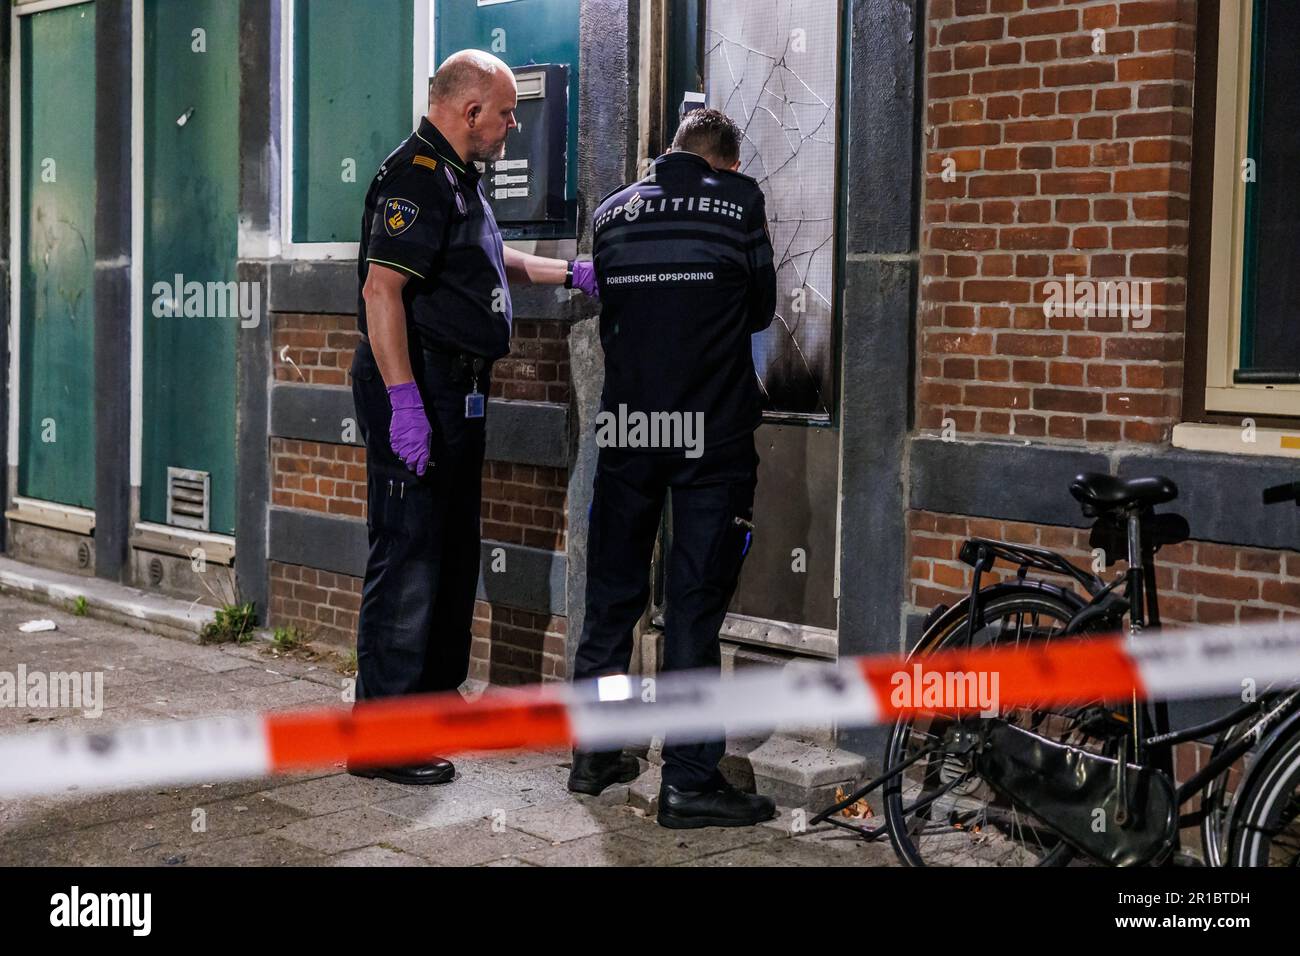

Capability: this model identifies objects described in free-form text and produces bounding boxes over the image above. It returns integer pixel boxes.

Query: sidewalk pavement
[0,592,896,867]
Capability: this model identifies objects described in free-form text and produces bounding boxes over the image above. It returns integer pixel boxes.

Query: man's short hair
[671,108,742,168]
[428,50,504,106]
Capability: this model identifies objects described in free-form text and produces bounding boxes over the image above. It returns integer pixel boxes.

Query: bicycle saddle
[1069,472,1178,515]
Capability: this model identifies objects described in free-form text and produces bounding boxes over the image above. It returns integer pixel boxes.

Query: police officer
[567,109,778,828]
[348,50,596,786]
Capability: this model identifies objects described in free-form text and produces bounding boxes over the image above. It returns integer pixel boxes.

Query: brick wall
[267,311,571,681]
[271,439,367,519]
[908,510,1300,627]
[273,313,359,386]
[471,601,568,685]
[490,320,571,404]
[269,561,362,646]
[482,462,568,551]
[921,0,1196,444]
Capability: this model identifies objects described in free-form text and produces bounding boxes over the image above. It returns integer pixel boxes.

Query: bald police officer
[348,51,596,786]
[567,109,778,828]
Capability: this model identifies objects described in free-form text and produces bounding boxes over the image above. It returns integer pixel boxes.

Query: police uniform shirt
[591,151,778,451]
[358,118,513,360]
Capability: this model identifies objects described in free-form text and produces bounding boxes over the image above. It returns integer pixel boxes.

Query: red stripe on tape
[861,634,1144,719]
[265,690,574,772]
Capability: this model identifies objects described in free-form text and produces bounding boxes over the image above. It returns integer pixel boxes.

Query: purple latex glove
[386,382,432,476]
[571,259,599,299]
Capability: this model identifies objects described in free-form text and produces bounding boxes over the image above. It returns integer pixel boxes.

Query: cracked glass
[706,0,839,419]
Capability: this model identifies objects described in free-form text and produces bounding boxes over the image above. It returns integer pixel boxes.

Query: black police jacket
[591,151,777,453]
[357,118,512,360]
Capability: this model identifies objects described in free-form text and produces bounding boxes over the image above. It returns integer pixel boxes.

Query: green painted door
[18,3,97,509]
[141,0,240,535]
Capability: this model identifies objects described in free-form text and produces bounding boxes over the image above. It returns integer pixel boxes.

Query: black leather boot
[567,750,642,795]
[347,757,455,785]
[657,781,776,829]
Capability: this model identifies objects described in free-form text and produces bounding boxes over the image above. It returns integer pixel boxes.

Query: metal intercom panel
[483,64,569,229]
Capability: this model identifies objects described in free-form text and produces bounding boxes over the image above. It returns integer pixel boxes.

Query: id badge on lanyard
[465,358,486,419]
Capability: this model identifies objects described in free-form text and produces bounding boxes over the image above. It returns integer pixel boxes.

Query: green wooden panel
[435,0,580,202]
[291,0,414,243]
[18,3,97,509]
[141,0,240,535]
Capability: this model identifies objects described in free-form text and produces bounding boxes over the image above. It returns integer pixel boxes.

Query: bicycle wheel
[885,586,1098,867]
[1228,728,1300,866]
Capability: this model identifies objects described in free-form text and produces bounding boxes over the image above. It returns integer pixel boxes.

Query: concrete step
[0,555,217,643]
[722,734,870,815]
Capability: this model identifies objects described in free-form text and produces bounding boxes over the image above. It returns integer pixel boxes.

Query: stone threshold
[0,555,217,643]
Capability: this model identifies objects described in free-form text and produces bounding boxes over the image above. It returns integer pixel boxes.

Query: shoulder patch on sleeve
[383,198,420,237]
[412,154,438,172]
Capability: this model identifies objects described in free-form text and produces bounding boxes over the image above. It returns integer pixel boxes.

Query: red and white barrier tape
[2,620,1300,799]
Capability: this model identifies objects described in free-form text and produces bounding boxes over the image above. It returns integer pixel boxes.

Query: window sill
[1172,422,1300,459]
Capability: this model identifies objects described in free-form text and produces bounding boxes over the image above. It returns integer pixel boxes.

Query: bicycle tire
[884,585,1088,867]
[1228,725,1300,866]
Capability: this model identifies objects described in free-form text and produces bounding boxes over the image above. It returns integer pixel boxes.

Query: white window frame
[278,0,437,260]
[1203,0,1300,417]
[7,0,98,497]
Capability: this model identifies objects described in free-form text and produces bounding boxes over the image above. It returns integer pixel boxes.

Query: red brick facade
[921,0,1195,445]
[470,601,568,686]
[269,561,362,646]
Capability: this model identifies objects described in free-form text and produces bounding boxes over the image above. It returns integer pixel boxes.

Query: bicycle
[812,473,1300,867]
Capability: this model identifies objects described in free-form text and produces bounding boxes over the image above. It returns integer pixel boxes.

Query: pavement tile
[258,771,405,816]
[502,800,644,844]
[370,781,532,829]
[0,776,292,842]
[514,831,670,867]
[273,805,434,854]
[453,756,577,806]
[388,819,550,866]
[180,833,328,867]
[616,815,784,865]
[4,795,305,866]
[325,845,427,867]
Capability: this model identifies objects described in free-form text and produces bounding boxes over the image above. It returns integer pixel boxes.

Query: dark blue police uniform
[576,150,777,790]
[350,118,511,701]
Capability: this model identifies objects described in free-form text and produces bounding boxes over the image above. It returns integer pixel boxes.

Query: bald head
[427,50,518,164]
[429,50,510,106]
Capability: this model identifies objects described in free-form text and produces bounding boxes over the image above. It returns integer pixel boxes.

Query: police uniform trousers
[574,435,759,790]
[350,337,489,701]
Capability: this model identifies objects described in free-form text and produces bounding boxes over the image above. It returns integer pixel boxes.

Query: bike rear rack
[959,538,1105,597]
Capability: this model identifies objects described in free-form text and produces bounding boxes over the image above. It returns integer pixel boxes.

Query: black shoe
[347,758,455,785]
[567,750,642,795]
[657,781,776,829]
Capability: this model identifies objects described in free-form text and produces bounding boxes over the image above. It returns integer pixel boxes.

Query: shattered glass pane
[706,0,839,419]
